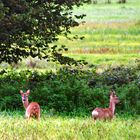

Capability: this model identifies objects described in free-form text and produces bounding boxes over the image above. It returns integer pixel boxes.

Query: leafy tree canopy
[0,0,88,65]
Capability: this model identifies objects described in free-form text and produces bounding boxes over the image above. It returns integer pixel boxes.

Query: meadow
[0,112,140,140]
[0,1,140,140]
[56,0,140,66]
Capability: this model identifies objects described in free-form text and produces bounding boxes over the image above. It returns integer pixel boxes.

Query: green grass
[57,22,140,66]
[0,112,140,140]
[74,0,140,23]
[54,0,140,66]
[66,54,139,66]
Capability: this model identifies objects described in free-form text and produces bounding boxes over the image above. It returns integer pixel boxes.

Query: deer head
[19,89,30,109]
[20,90,30,102]
[109,90,120,104]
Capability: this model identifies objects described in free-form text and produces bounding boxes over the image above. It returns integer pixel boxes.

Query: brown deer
[20,89,40,120]
[92,90,119,120]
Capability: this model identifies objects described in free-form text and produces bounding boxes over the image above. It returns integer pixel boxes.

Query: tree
[118,0,127,3]
[91,0,97,4]
[106,0,111,4]
[0,0,88,65]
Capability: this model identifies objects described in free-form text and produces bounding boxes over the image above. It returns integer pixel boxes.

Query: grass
[66,54,138,66]
[0,111,140,140]
[54,0,140,66]
[73,0,140,23]
[57,21,140,66]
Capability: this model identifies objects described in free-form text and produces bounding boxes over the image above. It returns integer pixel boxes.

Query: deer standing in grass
[20,89,40,120]
[92,90,119,120]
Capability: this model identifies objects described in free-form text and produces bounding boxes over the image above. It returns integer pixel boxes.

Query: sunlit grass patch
[65,54,140,66]
[56,20,140,56]
[73,0,140,23]
[0,112,140,140]
[53,18,140,67]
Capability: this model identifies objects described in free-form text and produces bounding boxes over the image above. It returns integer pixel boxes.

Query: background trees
[90,0,127,4]
[118,0,127,3]
[0,0,88,64]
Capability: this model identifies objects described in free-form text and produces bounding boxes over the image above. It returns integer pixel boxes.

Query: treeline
[90,0,127,4]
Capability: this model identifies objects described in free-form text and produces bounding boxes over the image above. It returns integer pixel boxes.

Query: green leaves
[0,62,140,114]
[0,0,88,65]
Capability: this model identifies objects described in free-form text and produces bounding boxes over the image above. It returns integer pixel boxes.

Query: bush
[0,63,140,115]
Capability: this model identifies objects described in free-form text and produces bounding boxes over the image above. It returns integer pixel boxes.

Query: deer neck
[22,100,29,109]
[109,100,115,114]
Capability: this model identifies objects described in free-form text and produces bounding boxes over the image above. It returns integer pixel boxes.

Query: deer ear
[110,90,115,95]
[20,90,23,94]
[109,90,113,96]
[26,89,30,95]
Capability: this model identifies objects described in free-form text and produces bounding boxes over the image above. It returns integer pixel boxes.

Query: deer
[19,89,40,120]
[92,90,119,121]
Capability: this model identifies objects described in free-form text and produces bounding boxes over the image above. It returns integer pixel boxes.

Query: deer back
[92,108,113,120]
[26,102,40,119]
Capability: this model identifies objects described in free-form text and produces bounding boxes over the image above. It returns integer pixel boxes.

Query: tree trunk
[122,0,126,3]
[118,0,126,3]
[91,0,97,4]
[106,0,111,4]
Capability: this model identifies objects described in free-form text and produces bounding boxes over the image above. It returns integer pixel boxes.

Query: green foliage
[117,83,140,114]
[0,63,140,115]
[0,0,88,64]
[101,66,139,86]
[0,83,21,110]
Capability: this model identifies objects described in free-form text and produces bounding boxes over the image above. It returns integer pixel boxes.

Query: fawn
[20,89,40,120]
[92,90,119,120]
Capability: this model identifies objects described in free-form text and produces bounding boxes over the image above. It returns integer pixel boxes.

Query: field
[0,1,140,140]
[55,0,140,66]
[0,112,140,140]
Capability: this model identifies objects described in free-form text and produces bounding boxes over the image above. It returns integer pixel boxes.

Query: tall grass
[0,112,140,140]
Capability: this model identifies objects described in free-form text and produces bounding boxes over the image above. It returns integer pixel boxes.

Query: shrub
[0,63,140,115]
